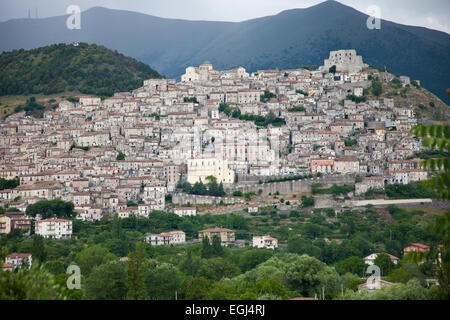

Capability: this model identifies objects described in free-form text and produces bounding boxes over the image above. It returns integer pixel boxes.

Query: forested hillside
[0,43,162,97]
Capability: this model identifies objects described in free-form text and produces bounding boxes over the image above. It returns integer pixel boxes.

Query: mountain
[0,1,449,103]
[0,43,162,97]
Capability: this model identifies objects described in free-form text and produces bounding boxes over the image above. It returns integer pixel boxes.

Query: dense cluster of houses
[0,49,428,227]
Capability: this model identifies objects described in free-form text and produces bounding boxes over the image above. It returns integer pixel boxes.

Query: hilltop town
[0,49,441,239]
[1,48,448,301]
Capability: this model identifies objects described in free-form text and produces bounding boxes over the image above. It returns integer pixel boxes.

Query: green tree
[402,262,427,286]
[428,213,450,298]
[116,151,126,160]
[0,178,20,190]
[219,103,229,113]
[264,111,277,125]
[54,273,83,300]
[197,257,238,281]
[301,195,315,207]
[180,249,202,277]
[282,254,341,299]
[0,248,7,264]
[287,237,322,259]
[205,176,225,197]
[289,105,306,112]
[334,256,367,276]
[43,260,66,275]
[240,279,289,300]
[211,235,224,257]
[26,200,75,219]
[201,236,213,259]
[239,249,273,273]
[111,212,124,239]
[241,254,340,299]
[374,253,396,276]
[341,272,364,291]
[301,223,323,239]
[127,201,138,207]
[192,181,208,195]
[31,234,47,265]
[387,268,411,284]
[224,107,232,117]
[126,242,148,300]
[328,65,336,74]
[232,109,241,118]
[218,182,226,197]
[185,277,212,300]
[207,280,240,300]
[178,181,192,193]
[145,263,185,300]
[260,90,277,103]
[371,81,383,97]
[75,245,117,275]
[84,261,128,300]
[0,266,68,300]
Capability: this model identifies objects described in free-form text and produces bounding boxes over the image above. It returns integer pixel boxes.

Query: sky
[1,0,449,34]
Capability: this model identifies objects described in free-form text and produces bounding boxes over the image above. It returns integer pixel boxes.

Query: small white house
[353,87,364,97]
[174,207,197,217]
[145,231,186,246]
[5,253,33,270]
[252,236,278,249]
[138,204,152,218]
[364,253,399,266]
[248,206,259,213]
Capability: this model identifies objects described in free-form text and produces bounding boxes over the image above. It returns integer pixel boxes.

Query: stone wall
[225,175,355,196]
[352,199,432,207]
[172,193,244,205]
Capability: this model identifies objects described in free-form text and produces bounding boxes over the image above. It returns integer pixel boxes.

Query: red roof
[199,228,235,233]
[6,253,31,259]
[386,253,400,261]
[409,243,430,249]
[37,218,71,222]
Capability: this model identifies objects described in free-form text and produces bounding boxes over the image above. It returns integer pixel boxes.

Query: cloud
[425,16,450,33]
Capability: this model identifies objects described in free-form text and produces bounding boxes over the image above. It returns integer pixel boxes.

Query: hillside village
[0,49,439,240]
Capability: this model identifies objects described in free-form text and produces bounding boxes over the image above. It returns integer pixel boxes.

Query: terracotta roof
[409,243,430,249]
[37,218,71,222]
[6,253,32,259]
[199,228,235,233]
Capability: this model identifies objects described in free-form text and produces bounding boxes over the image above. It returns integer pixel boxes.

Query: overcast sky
[1,0,449,34]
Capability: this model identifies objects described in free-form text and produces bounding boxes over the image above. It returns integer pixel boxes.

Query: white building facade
[35,219,73,239]
[252,235,278,249]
